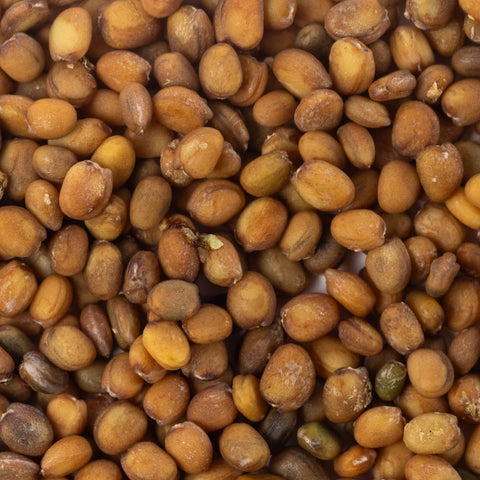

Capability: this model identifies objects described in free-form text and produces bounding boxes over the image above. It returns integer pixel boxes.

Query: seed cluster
[0,0,480,479]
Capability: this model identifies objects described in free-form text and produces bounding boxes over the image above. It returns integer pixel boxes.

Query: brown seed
[280,293,340,343]
[365,237,411,294]
[74,459,123,480]
[425,251,460,298]
[59,161,113,221]
[0,33,45,83]
[235,197,288,252]
[118,82,152,136]
[121,441,177,480]
[334,445,377,478]
[0,402,53,456]
[143,320,191,371]
[380,302,424,355]
[272,48,332,99]
[231,374,268,423]
[175,127,224,179]
[448,327,480,375]
[165,422,213,474]
[24,179,63,231]
[102,352,144,400]
[229,55,268,107]
[353,406,405,448]
[166,5,215,64]
[324,268,376,317]
[129,176,172,230]
[331,209,386,252]
[442,276,480,332]
[324,0,390,44]
[405,454,461,480]
[407,348,454,399]
[298,130,346,167]
[338,317,384,357]
[253,90,297,128]
[219,423,270,472]
[403,412,460,455]
[93,401,148,455]
[19,351,69,395]
[213,0,264,51]
[0,451,40,480]
[329,37,375,95]
[48,118,112,158]
[344,95,391,128]
[389,25,435,74]
[442,78,480,127]
[292,160,354,212]
[323,366,372,423]
[98,0,161,50]
[260,343,315,411]
[49,7,92,63]
[47,60,97,109]
[26,98,77,140]
[0,0,49,38]
[83,240,123,301]
[238,321,284,375]
[199,233,243,287]
[153,86,213,134]
[40,325,96,371]
[448,374,480,423]
[186,382,238,432]
[0,206,46,260]
[279,210,322,261]
[142,374,189,425]
[96,50,152,93]
[294,89,344,132]
[199,43,243,99]
[40,435,93,477]
[179,179,245,227]
[0,260,37,318]
[392,101,440,158]
[369,70,417,102]
[414,203,466,252]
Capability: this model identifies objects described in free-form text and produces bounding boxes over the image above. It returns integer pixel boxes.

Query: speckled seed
[0,402,53,456]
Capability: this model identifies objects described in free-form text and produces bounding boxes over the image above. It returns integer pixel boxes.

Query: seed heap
[0,0,480,479]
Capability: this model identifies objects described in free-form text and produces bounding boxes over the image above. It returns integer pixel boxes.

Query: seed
[219,423,270,472]
[297,421,343,460]
[49,7,92,63]
[0,402,53,456]
[375,360,407,401]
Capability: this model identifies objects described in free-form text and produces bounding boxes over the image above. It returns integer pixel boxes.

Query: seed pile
[0,0,480,479]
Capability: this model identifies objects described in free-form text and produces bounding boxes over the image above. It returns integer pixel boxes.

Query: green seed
[297,421,342,460]
[375,360,407,401]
